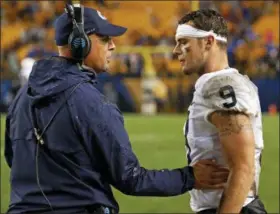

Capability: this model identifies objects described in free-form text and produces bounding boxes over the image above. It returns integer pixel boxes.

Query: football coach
[4,3,229,214]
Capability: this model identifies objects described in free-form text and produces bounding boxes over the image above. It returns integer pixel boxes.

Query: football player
[173,9,267,214]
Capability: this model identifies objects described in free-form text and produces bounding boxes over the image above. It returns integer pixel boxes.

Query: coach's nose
[108,39,116,51]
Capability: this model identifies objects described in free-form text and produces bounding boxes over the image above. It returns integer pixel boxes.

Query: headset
[65,3,91,61]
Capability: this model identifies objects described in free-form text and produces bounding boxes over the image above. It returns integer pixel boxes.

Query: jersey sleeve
[200,73,258,121]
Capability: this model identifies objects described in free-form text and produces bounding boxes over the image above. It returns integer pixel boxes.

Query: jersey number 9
[219,85,237,108]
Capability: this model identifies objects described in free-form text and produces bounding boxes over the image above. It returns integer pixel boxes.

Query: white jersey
[184,68,264,212]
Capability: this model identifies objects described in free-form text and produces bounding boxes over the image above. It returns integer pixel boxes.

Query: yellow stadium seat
[1,23,25,49]
[167,60,181,73]
[117,1,147,10]
[253,15,279,45]
[17,44,34,61]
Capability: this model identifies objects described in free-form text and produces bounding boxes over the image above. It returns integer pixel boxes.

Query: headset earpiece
[65,4,91,61]
[68,26,91,60]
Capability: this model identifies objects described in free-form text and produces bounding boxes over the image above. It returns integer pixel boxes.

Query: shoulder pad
[199,72,258,115]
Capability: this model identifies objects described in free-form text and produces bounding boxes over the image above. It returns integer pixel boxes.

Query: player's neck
[204,51,229,74]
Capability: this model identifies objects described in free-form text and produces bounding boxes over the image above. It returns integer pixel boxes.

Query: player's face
[85,34,116,73]
[173,37,206,75]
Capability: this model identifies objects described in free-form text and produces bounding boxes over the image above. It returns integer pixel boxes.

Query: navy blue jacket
[5,56,195,213]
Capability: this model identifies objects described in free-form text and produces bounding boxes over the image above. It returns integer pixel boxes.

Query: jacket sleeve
[5,114,13,168]
[74,89,195,196]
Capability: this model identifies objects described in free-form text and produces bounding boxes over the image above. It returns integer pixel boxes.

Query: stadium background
[0,0,279,213]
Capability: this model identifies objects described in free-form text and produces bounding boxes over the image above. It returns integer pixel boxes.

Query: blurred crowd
[0,1,279,112]
[1,1,279,80]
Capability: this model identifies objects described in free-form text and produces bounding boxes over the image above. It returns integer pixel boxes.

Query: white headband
[176,24,227,43]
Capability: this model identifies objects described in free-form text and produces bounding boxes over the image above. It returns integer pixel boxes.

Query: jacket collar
[54,56,98,82]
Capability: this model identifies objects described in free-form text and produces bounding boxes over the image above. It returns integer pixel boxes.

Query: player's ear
[205,35,214,51]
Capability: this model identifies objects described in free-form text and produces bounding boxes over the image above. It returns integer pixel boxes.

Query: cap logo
[97,11,107,20]
[86,28,96,34]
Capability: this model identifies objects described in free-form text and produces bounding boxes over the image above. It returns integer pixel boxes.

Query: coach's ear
[205,35,214,51]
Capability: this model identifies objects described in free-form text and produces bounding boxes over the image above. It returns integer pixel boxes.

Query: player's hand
[192,159,229,190]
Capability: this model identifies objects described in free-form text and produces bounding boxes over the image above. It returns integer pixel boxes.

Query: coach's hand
[192,159,229,190]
